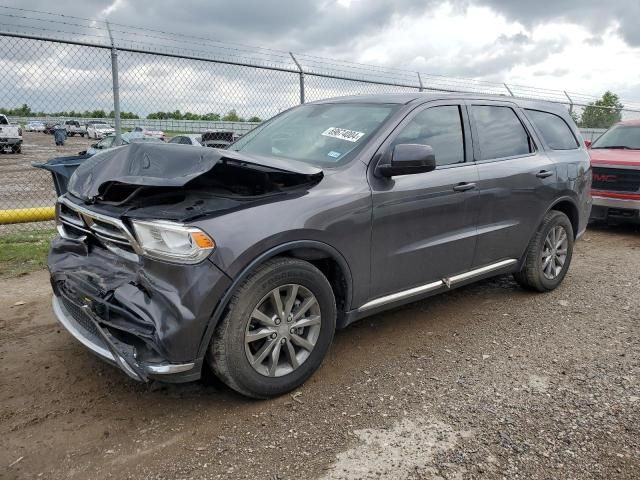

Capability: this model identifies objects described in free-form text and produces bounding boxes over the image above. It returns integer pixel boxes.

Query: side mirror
[584,139,592,149]
[378,144,436,177]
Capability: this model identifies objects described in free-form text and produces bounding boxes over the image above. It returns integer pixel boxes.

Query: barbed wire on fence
[0,6,638,234]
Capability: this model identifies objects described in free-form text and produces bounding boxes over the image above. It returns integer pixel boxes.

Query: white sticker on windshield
[321,127,365,143]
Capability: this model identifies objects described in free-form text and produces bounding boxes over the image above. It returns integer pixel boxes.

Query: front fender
[195,239,354,360]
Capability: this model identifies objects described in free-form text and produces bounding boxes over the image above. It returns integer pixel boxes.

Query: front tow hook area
[80,302,149,381]
[52,295,195,381]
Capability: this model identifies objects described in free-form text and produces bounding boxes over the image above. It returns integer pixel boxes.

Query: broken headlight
[131,220,215,264]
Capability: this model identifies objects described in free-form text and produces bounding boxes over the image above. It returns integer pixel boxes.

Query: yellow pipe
[0,207,56,224]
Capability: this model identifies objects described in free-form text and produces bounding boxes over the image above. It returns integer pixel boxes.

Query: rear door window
[525,110,578,150]
[471,105,532,160]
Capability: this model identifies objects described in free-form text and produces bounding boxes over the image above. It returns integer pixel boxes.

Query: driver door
[368,102,479,300]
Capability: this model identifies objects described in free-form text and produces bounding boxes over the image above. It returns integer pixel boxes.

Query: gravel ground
[1,225,638,479]
[0,131,93,211]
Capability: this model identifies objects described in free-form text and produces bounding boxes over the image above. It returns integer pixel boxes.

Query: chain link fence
[1,6,640,233]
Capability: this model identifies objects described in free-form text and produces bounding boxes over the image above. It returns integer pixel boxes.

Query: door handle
[452,182,477,192]
[536,170,554,178]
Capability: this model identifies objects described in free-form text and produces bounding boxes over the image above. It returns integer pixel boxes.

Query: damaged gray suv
[49,94,591,398]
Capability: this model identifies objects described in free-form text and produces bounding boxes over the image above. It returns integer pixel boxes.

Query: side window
[525,109,579,150]
[181,137,192,145]
[168,136,181,144]
[471,105,532,160]
[391,105,465,166]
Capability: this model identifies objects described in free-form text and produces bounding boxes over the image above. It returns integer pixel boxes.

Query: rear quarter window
[525,109,579,150]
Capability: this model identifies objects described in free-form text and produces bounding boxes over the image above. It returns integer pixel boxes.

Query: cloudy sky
[1,0,640,117]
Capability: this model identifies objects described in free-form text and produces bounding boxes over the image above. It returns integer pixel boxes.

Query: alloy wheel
[541,225,568,280]
[244,284,321,377]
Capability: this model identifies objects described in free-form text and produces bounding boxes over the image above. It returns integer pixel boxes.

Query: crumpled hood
[67,142,323,202]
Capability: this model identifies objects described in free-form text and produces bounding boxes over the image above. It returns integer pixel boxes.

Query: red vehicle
[587,120,640,224]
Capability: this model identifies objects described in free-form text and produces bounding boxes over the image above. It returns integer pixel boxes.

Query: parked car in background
[168,134,202,146]
[86,121,115,139]
[43,122,57,134]
[587,120,640,224]
[132,126,165,141]
[47,94,591,398]
[65,120,86,137]
[83,131,164,156]
[201,129,234,149]
[26,121,46,132]
[0,114,23,153]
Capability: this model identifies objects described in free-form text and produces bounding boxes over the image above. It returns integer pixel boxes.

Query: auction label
[321,127,365,143]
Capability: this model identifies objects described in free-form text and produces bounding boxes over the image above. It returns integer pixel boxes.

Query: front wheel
[208,258,336,398]
[514,210,574,292]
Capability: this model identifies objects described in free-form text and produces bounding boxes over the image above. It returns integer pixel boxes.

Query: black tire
[514,210,574,292]
[11,145,21,154]
[208,257,336,398]
[80,133,85,137]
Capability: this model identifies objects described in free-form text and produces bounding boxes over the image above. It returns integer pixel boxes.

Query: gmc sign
[593,173,617,182]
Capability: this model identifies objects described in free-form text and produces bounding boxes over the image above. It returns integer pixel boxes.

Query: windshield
[592,125,640,149]
[230,103,397,166]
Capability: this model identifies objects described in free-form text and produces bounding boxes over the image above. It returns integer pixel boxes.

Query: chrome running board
[358,258,517,312]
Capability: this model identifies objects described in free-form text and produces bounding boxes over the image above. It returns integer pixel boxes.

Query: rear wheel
[514,210,574,292]
[208,258,336,398]
[11,145,21,154]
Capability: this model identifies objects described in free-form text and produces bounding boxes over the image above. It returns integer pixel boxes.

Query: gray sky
[1,0,639,116]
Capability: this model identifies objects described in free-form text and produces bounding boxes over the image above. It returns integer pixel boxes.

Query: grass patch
[0,228,55,278]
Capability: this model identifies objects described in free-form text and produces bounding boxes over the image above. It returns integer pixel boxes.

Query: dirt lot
[1,225,638,480]
[0,132,94,211]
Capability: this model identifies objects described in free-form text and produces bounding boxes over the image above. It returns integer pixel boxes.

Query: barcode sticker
[321,127,365,143]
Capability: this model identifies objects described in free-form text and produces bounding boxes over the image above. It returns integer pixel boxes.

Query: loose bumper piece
[52,295,196,381]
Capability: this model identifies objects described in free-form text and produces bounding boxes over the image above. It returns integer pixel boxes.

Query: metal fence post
[289,52,305,104]
[504,83,514,96]
[417,72,424,92]
[564,91,574,116]
[106,21,122,145]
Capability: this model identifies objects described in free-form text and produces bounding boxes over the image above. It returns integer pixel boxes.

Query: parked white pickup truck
[64,120,86,137]
[0,114,22,154]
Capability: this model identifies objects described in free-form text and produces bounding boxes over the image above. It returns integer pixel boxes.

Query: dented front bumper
[49,236,231,383]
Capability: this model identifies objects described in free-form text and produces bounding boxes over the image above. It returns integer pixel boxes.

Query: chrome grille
[56,198,142,262]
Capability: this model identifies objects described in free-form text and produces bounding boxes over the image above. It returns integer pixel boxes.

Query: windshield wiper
[592,145,635,150]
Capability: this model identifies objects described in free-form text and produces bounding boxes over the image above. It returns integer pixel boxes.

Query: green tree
[247,116,262,123]
[201,112,221,121]
[222,109,244,122]
[569,110,580,125]
[580,91,623,128]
